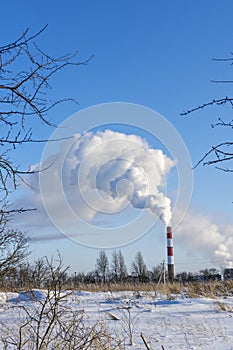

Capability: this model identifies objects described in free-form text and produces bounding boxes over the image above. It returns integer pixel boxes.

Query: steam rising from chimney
[69,130,174,224]
[175,209,233,268]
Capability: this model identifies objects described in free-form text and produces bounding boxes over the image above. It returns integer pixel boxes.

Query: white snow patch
[0,290,232,349]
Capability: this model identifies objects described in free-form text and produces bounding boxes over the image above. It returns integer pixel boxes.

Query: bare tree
[149,263,166,283]
[132,251,147,283]
[0,27,90,281]
[118,251,128,282]
[31,257,51,289]
[181,55,233,172]
[0,228,30,285]
[111,251,119,282]
[96,250,109,284]
[110,250,127,283]
[14,262,33,289]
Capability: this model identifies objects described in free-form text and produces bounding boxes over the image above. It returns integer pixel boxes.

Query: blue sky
[1,1,233,273]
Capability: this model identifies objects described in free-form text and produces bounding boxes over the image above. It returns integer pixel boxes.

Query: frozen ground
[0,290,233,349]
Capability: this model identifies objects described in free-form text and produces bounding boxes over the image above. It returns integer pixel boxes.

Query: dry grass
[1,280,233,299]
[216,300,233,312]
[71,280,233,299]
[73,282,156,293]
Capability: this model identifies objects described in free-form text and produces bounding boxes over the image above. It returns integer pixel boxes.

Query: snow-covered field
[0,290,233,349]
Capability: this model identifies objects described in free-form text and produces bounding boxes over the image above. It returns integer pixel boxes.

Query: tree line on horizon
[52,250,223,286]
[0,248,223,290]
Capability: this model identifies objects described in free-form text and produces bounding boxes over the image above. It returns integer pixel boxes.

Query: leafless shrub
[117,301,141,346]
[0,255,125,349]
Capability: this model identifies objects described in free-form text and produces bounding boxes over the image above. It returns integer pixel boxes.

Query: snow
[0,290,233,349]
[7,290,46,303]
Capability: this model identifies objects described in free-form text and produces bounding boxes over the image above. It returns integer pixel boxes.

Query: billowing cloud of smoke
[64,130,174,225]
[21,130,174,230]
[175,209,233,267]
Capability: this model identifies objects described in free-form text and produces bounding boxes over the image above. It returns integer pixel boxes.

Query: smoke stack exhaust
[167,226,174,282]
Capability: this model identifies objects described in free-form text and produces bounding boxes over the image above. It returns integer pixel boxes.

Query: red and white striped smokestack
[167,226,174,282]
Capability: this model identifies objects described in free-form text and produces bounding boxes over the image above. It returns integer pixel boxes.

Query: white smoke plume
[175,209,233,267]
[22,130,174,228]
[71,130,174,224]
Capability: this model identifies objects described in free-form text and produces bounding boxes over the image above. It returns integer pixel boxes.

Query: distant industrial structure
[167,226,174,283]
[164,225,233,283]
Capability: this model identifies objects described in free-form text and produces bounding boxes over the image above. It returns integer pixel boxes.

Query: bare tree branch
[180,97,233,116]
[193,142,233,169]
[0,26,91,200]
[182,54,233,172]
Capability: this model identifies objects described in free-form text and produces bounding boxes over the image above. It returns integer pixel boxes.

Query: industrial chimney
[167,226,174,282]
